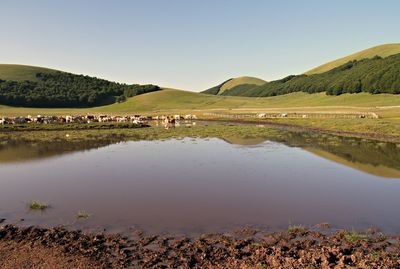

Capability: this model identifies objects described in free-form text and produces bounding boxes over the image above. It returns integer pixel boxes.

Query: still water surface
[1,136,400,235]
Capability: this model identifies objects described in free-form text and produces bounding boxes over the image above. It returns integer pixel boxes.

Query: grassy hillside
[218,76,266,94]
[205,44,400,98]
[223,53,400,97]
[100,89,400,113]
[202,79,232,95]
[0,64,159,107]
[2,89,400,117]
[202,76,266,95]
[306,43,400,75]
[0,64,58,82]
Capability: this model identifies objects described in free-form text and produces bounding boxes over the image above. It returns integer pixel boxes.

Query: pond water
[1,129,400,235]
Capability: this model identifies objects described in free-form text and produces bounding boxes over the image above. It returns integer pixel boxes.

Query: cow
[14,117,27,124]
[65,115,74,123]
[0,118,8,124]
[184,114,197,120]
[257,113,266,119]
[174,115,182,120]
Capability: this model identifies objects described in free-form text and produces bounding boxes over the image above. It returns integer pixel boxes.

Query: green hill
[1,88,400,117]
[202,76,266,95]
[0,64,159,107]
[96,88,400,113]
[0,64,58,82]
[203,45,400,98]
[223,53,400,97]
[305,43,400,75]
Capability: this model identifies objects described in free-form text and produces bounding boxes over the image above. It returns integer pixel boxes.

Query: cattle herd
[0,114,198,125]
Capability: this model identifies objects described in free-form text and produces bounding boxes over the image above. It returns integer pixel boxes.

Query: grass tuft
[343,230,369,243]
[76,211,89,219]
[288,224,307,235]
[28,200,49,210]
[258,263,268,269]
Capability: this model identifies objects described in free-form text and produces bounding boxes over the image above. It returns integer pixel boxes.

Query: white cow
[257,113,266,119]
[65,115,74,123]
[184,114,197,120]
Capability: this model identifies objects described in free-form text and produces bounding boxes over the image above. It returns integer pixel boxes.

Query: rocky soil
[0,224,399,268]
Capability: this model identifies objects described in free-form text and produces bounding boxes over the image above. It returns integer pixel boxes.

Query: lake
[1,125,400,235]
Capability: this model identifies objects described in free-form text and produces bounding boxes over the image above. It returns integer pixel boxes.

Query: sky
[1,0,399,91]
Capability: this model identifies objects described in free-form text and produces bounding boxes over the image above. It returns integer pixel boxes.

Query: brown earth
[0,225,399,268]
[0,240,103,269]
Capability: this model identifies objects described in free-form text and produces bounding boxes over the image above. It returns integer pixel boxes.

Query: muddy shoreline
[2,118,399,143]
[1,224,399,268]
[202,118,400,142]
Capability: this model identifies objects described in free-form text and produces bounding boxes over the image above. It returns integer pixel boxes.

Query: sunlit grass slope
[1,89,400,116]
[218,76,267,94]
[99,89,400,112]
[305,43,400,75]
[0,64,59,82]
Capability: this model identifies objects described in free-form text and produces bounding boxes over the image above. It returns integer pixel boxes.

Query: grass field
[1,88,400,140]
[305,43,400,75]
[0,64,58,82]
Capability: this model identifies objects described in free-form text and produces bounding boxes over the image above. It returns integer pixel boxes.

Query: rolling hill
[1,88,400,118]
[205,44,400,98]
[0,64,58,82]
[222,52,400,97]
[202,76,266,95]
[0,64,159,107]
[95,89,400,113]
[2,43,400,110]
[305,43,400,75]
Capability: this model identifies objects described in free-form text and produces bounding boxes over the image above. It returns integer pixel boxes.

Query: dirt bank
[1,225,399,268]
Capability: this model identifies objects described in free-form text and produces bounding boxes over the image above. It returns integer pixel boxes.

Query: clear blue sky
[1,0,399,91]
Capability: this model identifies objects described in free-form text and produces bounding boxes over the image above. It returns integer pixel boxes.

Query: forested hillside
[221,54,400,97]
[305,43,400,75]
[0,71,159,107]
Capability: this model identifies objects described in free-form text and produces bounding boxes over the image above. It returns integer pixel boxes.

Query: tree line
[220,54,400,97]
[0,72,160,107]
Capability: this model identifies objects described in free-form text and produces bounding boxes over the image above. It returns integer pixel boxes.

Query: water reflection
[0,135,125,163]
[1,127,399,178]
[1,137,400,235]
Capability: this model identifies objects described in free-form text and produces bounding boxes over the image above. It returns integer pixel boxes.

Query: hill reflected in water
[1,127,399,178]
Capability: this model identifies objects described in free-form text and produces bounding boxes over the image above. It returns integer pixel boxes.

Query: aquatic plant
[76,211,89,219]
[28,200,49,210]
[288,224,307,235]
[343,230,369,243]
